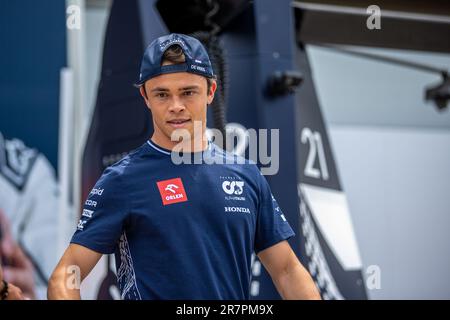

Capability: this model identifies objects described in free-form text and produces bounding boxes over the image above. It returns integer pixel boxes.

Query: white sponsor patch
[85,200,97,207]
[224,206,251,214]
[77,220,87,231]
[82,209,94,218]
[90,188,104,196]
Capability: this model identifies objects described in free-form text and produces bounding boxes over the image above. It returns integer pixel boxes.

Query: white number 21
[301,128,329,180]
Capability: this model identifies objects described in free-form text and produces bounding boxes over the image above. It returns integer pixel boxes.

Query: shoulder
[211,143,263,185]
[211,143,256,167]
[98,143,147,186]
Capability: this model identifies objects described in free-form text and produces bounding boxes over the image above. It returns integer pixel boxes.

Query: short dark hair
[162,44,185,64]
[141,44,213,98]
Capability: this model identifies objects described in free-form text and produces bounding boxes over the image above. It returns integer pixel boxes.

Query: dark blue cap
[135,33,215,87]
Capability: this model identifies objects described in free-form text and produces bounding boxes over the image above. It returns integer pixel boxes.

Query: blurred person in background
[0,132,60,299]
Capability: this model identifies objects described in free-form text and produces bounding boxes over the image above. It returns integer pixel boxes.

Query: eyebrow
[179,85,200,91]
[150,87,170,93]
[150,85,201,93]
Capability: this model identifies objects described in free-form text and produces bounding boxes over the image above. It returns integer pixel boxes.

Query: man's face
[140,72,216,145]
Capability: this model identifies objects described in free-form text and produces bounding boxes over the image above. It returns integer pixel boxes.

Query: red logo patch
[156,178,188,205]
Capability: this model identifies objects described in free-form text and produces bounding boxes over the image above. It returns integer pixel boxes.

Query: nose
[168,96,186,113]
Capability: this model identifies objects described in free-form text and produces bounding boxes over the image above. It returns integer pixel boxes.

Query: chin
[168,127,194,141]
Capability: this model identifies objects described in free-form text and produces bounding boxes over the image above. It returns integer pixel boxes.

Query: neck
[151,131,208,152]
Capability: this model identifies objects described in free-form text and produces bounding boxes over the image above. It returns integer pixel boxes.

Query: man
[48,33,320,300]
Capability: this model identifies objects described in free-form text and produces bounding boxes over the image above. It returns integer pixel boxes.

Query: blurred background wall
[307,45,450,298]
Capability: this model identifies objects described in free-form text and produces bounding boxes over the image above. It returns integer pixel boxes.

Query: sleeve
[70,166,129,254]
[254,169,295,254]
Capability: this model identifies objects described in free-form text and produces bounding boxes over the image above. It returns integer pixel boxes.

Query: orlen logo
[222,180,244,195]
[156,178,188,205]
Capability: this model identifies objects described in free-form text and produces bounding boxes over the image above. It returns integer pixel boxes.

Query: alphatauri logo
[157,178,188,205]
[222,180,244,195]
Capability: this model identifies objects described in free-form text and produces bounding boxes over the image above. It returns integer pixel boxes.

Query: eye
[183,90,196,96]
[155,92,168,98]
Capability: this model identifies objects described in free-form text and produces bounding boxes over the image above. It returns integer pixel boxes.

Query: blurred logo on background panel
[156,177,188,205]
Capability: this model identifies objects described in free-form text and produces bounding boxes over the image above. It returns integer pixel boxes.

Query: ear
[140,86,149,105]
[207,80,217,105]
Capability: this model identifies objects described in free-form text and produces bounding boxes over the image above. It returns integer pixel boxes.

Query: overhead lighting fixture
[425,73,450,111]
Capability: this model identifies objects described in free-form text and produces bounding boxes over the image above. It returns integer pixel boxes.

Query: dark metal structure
[82,0,449,299]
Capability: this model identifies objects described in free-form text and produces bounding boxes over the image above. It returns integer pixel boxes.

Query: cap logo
[191,64,206,72]
[159,38,187,52]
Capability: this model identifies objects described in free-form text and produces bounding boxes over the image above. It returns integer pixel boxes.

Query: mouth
[166,118,191,128]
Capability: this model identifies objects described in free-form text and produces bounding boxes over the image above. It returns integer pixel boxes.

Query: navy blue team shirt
[71,139,295,300]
